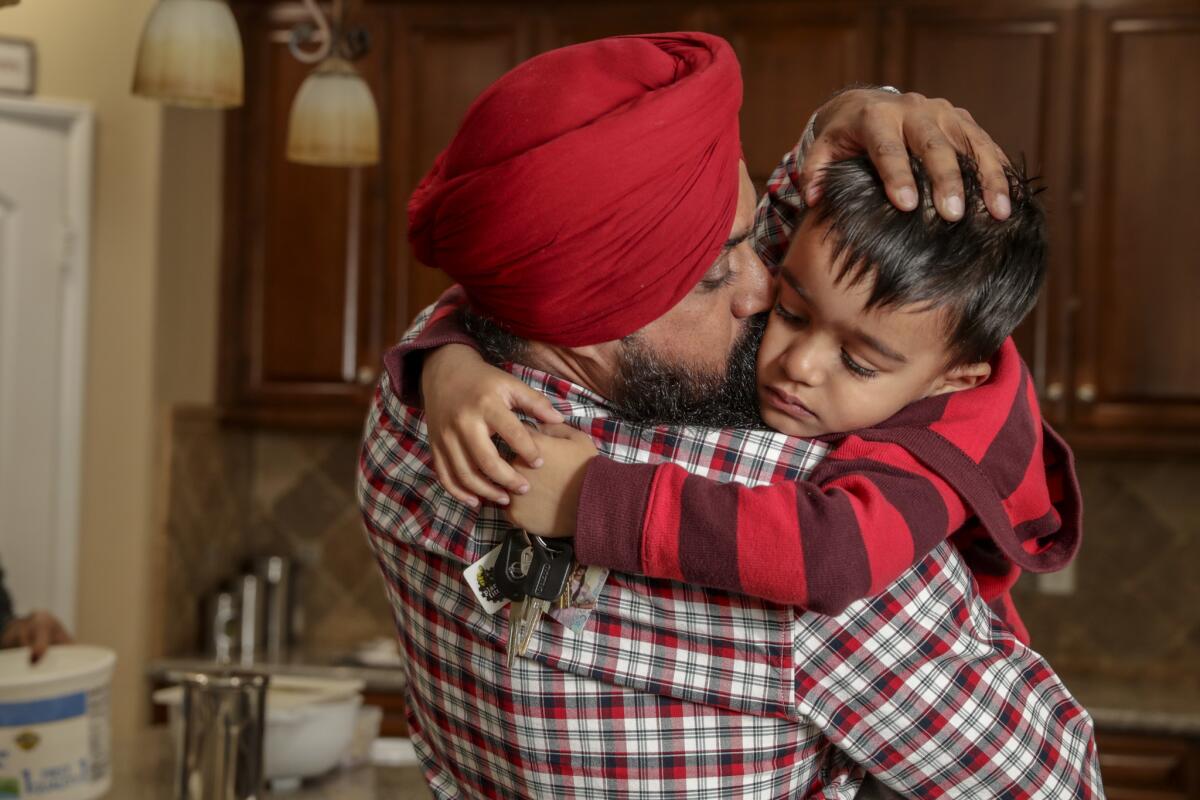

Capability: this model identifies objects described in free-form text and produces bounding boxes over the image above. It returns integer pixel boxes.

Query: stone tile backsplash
[162,407,1200,681]
[1014,455,1200,682]
[162,409,393,659]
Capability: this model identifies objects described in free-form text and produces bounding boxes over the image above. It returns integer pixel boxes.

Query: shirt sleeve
[381,285,478,405]
[751,135,809,271]
[574,433,971,615]
[793,543,1102,796]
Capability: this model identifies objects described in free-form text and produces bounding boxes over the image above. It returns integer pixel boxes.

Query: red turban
[408,33,743,346]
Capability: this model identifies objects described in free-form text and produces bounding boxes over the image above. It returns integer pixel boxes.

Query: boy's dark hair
[807,153,1046,366]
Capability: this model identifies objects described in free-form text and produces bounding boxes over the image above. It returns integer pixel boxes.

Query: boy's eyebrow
[781,265,910,364]
[780,267,806,296]
[853,329,909,364]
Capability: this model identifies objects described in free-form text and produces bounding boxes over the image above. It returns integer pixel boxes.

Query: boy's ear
[928,361,991,397]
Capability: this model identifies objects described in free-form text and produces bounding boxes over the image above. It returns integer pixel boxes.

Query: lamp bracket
[289,0,368,64]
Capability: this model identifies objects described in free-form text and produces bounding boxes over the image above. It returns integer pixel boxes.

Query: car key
[506,597,528,668]
[512,536,575,658]
[496,528,535,667]
[493,527,534,602]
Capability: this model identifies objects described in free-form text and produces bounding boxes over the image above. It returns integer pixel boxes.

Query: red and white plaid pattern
[357,313,1102,799]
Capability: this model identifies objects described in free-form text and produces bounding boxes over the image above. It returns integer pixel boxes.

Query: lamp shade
[286,57,380,167]
[132,0,243,108]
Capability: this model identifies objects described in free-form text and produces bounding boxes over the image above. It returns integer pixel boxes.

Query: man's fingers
[432,448,481,508]
[906,117,965,220]
[858,107,920,212]
[512,384,564,425]
[956,118,1013,220]
[798,136,838,206]
[444,438,510,506]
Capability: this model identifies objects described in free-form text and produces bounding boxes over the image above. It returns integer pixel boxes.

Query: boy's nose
[783,341,826,387]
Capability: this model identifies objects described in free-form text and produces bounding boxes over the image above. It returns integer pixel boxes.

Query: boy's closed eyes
[756,215,991,439]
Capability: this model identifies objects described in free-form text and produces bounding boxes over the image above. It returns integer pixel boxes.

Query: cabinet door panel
[884,2,1077,422]
[537,4,696,50]
[387,6,534,328]
[1076,4,1200,432]
[715,2,882,191]
[219,4,389,426]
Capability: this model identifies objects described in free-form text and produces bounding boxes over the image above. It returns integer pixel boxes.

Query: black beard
[607,313,766,428]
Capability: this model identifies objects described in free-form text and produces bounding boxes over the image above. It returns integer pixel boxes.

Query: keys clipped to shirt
[464,528,575,665]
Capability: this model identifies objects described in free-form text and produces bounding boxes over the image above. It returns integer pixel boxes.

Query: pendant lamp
[132,0,243,108]
[284,0,380,167]
[286,56,379,167]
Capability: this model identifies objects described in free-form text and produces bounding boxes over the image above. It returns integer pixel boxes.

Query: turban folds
[408,33,743,346]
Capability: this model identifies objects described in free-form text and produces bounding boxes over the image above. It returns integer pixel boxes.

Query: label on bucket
[0,686,110,799]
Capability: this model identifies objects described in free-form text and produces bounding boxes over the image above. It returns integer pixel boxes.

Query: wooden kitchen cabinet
[715,1,883,192]
[385,5,536,327]
[1097,729,1200,799]
[882,1,1079,425]
[1071,1,1200,447]
[218,3,394,427]
[217,1,1200,445]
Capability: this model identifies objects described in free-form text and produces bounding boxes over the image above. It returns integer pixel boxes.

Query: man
[358,33,1101,797]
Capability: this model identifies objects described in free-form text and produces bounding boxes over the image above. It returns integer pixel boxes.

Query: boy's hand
[505,424,598,537]
[421,344,564,508]
[804,88,1012,222]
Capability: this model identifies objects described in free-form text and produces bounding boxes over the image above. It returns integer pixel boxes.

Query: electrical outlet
[1037,561,1076,595]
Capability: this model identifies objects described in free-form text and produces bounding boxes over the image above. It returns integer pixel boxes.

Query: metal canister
[175,670,269,800]
[203,586,239,665]
[237,573,261,667]
[256,556,295,662]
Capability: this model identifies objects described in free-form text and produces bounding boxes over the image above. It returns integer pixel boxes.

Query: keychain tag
[463,544,510,615]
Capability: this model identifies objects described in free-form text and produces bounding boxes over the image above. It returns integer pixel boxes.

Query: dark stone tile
[270,469,349,541]
[319,512,378,593]
[318,435,365,496]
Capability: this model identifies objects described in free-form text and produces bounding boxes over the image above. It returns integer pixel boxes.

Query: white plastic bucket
[0,645,116,800]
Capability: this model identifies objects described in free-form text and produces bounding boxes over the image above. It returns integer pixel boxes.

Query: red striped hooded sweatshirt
[387,291,1082,645]
[573,336,1082,643]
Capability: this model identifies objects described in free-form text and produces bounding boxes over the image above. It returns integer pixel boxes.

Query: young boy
[390,152,1081,643]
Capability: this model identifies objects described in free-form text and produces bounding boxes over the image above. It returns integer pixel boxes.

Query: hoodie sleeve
[575,432,972,615]
[575,342,1083,618]
[381,285,478,406]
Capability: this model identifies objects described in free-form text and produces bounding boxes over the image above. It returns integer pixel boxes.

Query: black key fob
[492,527,533,601]
[522,536,575,602]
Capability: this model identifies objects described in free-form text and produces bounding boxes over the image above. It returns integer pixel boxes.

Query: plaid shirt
[358,347,1101,799]
[357,141,1102,798]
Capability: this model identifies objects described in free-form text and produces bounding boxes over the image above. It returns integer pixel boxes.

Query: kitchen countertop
[110,726,432,799]
[148,657,1200,738]
[147,656,408,692]
[1062,672,1200,738]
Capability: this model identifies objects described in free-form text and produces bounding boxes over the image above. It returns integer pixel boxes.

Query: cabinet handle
[1075,384,1096,403]
[356,365,378,385]
[1043,382,1064,401]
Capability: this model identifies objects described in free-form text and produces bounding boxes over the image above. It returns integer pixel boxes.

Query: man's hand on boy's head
[804,88,1013,223]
